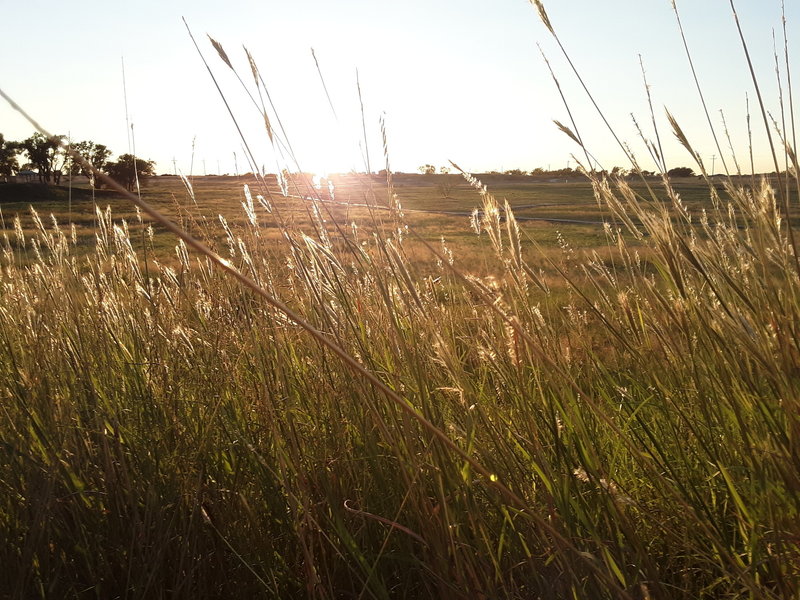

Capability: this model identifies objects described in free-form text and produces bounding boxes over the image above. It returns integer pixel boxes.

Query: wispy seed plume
[529,0,554,34]
[208,35,233,70]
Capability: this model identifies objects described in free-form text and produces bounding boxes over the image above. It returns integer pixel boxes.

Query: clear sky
[1,1,797,176]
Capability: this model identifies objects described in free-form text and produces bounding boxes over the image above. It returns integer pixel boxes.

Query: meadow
[2,0,800,597]
[0,168,798,599]
[0,173,724,271]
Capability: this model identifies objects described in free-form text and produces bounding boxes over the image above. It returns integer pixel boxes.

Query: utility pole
[172,157,177,175]
[203,159,207,176]
[711,154,716,175]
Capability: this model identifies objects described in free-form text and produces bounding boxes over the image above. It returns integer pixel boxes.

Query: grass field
[3,0,800,595]
[0,173,748,268]
[0,174,620,284]
[0,168,799,598]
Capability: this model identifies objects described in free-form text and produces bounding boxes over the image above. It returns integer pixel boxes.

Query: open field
[0,174,626,280]
[1,172,782,269]
[3,0,800,594]
[0,169,799,598]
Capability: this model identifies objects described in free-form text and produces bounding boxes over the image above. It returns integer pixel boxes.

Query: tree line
[418,164,698,178]
[0,132,155,191]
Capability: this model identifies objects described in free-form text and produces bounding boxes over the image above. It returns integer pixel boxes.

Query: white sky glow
[1,1,798,176]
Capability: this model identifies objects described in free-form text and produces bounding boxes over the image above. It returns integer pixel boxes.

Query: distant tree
[438,166,455,199]
[0,134,20,180]
[667,166,695,178]
[19,133,65,183]
[418,164,436,175]
[67,140,112,187]
[504,169,526,176]
[106,154,156,191]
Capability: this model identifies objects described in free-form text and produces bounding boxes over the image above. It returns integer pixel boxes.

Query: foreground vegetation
[0,163,798,598]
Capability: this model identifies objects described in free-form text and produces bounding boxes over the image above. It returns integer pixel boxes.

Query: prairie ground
[1,171,798,598]
[0,172,758,270]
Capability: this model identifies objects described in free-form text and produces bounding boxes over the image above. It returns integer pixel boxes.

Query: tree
[667,166,695,178]
[0,134,20,180]
[418,164,436,175]
[105,154,156,191]
[67,140,112,187]
[19,133,65,183]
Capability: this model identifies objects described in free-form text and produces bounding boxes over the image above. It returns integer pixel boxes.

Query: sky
[1,0,798,176]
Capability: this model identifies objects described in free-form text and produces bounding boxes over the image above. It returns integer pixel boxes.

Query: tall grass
[2,2,800,599]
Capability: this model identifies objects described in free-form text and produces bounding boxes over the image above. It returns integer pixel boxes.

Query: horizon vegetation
[0,129,712,181]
